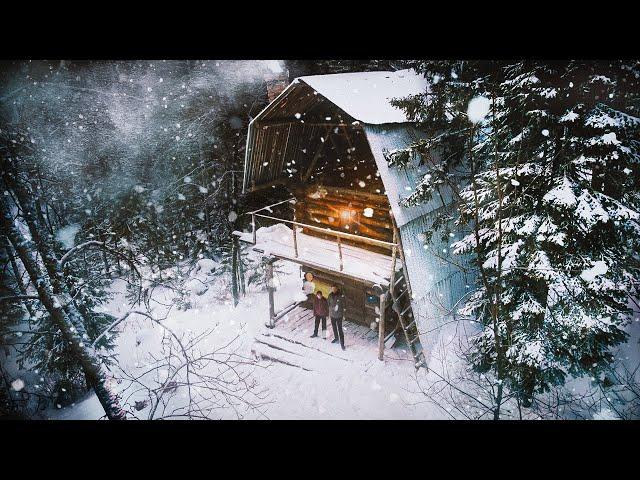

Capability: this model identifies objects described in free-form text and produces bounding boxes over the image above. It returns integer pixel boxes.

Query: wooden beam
[247,177,288,193]
[266,258,276,328]
[260,120,350,128]
[378,292,387,361]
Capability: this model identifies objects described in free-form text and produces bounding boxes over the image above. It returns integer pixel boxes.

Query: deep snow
[46,252,446,420]
[31,247,640,420]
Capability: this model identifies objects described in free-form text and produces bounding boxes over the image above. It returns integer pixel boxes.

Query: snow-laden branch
[58,241,142,284]
[91,310,156,348]
[59,241,106,268]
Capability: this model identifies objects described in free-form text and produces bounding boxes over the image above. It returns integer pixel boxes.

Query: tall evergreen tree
[392,60,640,415]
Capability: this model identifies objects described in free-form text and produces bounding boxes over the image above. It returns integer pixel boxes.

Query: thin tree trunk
[1,197,127,420]
[491,94,505,420]
[3,237,36,319]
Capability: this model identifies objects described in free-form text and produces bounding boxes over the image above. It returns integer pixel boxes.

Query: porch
[233,198,402,289]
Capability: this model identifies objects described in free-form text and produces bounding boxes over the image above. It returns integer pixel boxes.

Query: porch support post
[252,213,257,245]
[231,236,239,307]
[378,291,387,361]
[266,258,276,328]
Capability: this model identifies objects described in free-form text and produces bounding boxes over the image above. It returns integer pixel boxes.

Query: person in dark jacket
[328,285,346,350]
[311,291,329,339]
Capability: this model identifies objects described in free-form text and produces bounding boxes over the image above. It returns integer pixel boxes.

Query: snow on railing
[244,199,399,277]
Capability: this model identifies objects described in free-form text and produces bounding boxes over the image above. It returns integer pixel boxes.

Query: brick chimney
[264,70,289,102]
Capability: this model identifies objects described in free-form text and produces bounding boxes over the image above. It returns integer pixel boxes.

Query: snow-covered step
[261,331,353,363]
[252,341,316,372]
[252,330,357,373]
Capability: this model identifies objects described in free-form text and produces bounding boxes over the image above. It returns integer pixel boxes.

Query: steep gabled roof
[243,69,429,194]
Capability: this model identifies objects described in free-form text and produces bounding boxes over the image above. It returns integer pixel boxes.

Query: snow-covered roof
[297,69,428,125]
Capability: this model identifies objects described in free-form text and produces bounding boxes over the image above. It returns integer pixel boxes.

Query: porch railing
[245,198,399,277]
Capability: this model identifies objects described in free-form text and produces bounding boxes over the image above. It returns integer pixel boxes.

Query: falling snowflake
[11,379,25,391]
[363,207,374,218]
[467,96,490,123]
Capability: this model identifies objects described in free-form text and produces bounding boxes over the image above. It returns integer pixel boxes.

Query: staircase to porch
[251,306,413,372]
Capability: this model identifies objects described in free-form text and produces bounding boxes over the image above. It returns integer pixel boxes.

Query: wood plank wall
[301,266,396,330]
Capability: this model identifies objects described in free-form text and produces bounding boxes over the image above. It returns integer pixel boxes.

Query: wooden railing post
[292,225,299,258]
[336,235,343,271]
[266,259,275,328]
[231,236,239,307]
[252,213,257,245]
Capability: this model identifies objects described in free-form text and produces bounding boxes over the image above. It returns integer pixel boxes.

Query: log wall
[292,185,394,252]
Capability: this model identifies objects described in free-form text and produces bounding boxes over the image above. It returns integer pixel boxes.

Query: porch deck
[235,223,399,287]
[251,305,412,372]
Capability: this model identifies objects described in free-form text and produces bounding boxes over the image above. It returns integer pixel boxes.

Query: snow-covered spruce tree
[510,61,639,396]
[468,61,640,410]
[392,61,640,417]
[389,61,517,416]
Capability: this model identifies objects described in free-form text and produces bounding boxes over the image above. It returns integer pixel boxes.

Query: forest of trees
[390,60,640,419]
[1,59,638,419]
[0,59,396,418]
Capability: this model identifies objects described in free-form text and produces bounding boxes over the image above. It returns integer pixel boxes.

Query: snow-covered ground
[17,242,637,421]
[46,251,444,420]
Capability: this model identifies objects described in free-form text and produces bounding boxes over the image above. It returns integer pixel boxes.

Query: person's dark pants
[331,316,344,347]
[313,316,326,335]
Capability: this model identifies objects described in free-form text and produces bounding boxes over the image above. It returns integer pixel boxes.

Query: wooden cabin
[233,70,473,367]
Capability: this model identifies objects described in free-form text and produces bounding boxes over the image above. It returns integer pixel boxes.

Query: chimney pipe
[264,69,289,102]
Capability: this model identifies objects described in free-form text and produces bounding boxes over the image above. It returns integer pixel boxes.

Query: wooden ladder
[390,224,426,370]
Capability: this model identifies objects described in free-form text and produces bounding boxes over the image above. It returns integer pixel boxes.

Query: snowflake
[11,379,25,392]
[467,96,490,123]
